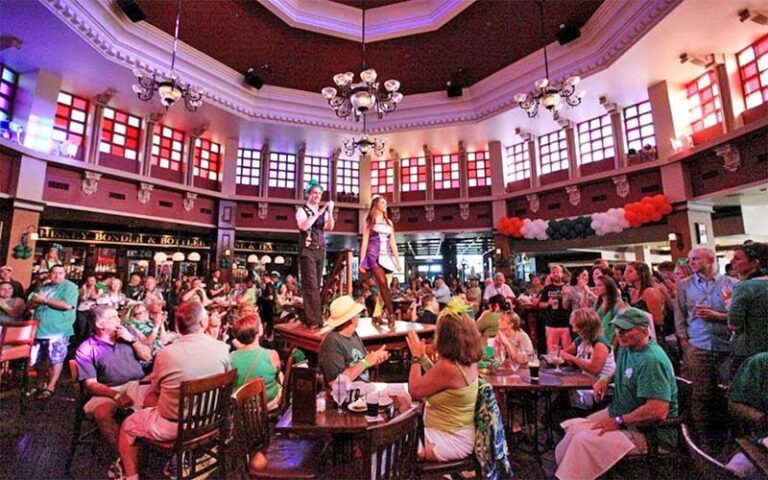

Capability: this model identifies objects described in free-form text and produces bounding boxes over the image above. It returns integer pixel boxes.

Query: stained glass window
[303,155,330,192]
[193,138,221,181]
[433,153,460,190]
[538,130,569,175]
[0,64,18,121]
[400,156,427,192]
[686,70,722,134]
[578,114,615,165]
[371,159,394,194]
[467,151,491,187]
[504,142,530,183]
[151,125,185,171]
[268,151,297,189]
[53,91,89,160]
[337,156,360,197]
[737,33,768,110]
[99,107,142,161]
[236,148,261,186]
[623,100,656,152]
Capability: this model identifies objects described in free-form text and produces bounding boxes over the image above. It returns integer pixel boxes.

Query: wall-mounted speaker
[245,68,265,90]
[446,81,463,98]
[556,23,581,45]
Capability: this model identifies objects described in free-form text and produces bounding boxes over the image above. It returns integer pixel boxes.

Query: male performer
[295,179,335,328]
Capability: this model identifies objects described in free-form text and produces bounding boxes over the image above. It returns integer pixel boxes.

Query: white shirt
[295,204,319,231]
[483,283,516,302]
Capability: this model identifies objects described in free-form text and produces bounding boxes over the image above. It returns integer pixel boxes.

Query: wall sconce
[21,225,39,245]
[495,248,502,256]
[247,254,259,264]
[171,251,186,262]
[187,252,201,262]
[224,249,231,257]
[153,252,168,263]
[668,232,684,251]
[261,255,272,264]
[274,255,285,265]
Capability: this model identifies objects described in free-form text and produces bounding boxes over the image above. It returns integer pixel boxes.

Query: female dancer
[359,196,402,317]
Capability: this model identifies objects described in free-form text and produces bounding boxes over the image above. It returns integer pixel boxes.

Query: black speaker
[556,23,581,45]
[245,68,265,90]
[446,81,463,98]
[116,0,146,23]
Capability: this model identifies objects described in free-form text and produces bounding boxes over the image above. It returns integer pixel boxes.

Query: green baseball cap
[611,307,650,330]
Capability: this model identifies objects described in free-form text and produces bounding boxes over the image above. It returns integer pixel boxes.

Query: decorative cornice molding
[41,0,682,133]
[259,0,474,43]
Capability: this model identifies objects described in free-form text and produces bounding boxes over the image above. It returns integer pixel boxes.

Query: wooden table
[483,365,597,453]
[277,383,419,474]
[274,317,436,354]
[736,437,768,477]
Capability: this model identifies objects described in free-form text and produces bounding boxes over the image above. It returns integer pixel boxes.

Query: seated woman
[231,314,282,410]
[561,308,616,409]
[406,298,482,462]
[475,294,506,344]
[127,302,174,363]
[495,310,534,360]
[99,278,125,309]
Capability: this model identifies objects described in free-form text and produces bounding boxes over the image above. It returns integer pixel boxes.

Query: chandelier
[343,113,386,157]
[514,0,585,120]
[132,0,204,111]
[321,0,403,121]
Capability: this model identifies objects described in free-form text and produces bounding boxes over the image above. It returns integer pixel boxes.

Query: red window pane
[53,91,89,160]
[434,154,460,190]
[400,156,426,192]
[99,107,142,161]
[738,33,768,110]
[151,124,185,171]
[467,151,491,187]
[686,71,722,133]
[371,159,394,194]
[193,138,222,181]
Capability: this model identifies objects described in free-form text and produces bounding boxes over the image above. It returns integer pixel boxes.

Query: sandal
[36,388,54,399]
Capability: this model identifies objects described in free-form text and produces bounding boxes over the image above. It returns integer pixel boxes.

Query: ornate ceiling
[138,0,603,95]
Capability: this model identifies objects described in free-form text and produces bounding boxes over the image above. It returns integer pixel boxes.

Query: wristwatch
[614,415,625,429]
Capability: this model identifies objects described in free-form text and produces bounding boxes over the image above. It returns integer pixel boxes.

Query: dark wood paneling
[98,153,139,174]
[395,202,492,232]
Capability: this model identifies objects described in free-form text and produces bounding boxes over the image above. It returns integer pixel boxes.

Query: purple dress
[361,222,396,272]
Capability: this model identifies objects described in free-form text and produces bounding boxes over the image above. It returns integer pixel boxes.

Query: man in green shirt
[555,307,678,480]
[29,264,78,398]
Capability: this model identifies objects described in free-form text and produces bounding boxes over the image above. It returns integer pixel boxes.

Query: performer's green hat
[304,178,324,193]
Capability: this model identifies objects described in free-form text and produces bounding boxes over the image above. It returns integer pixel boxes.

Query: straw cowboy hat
[326,295,365,330]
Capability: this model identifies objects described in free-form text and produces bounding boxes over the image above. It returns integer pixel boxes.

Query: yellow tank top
[424,365,478,433]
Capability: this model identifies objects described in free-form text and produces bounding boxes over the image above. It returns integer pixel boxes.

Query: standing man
[295,179,334,328]
[0,265,25,300]
[674,246,736,453]
[432,275,451,309]
[29,264,79,398]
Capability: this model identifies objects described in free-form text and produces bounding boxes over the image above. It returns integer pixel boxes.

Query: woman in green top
[475,294,506,344]
[406,298,483,462]
[231,313,282,409]
[728,241,768,374]
[594,276,624,347]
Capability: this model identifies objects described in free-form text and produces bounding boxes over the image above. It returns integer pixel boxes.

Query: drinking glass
[509,354,520,378]
[495,341,507,366]
[549,345,564,373]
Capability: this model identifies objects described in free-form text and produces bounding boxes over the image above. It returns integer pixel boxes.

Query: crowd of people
[0,239,765,479]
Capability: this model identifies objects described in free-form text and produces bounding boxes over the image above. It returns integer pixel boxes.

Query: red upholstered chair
[143,369,236,480]
[233,377,328,479]
[0,320,38,412]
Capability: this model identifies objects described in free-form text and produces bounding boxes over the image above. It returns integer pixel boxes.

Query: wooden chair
[681,423,739,480]
[144,369,236,480]
[233,377,328,479]
[361,405,421,480]
[0,320,38,413]
[269,347,299,422]
[64,359,102,477]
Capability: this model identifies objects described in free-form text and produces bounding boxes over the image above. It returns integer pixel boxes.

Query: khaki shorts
[121,407,178,445]
[83,381,153,416]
